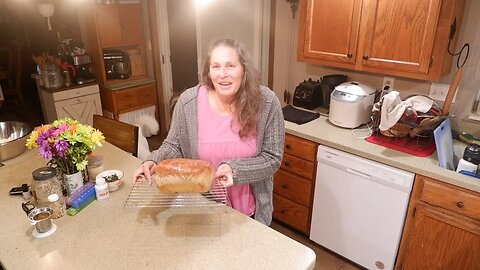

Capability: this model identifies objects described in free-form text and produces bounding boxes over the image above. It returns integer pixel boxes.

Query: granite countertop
[285,116,480,193]
[0,143,315,270]
[39,82,99,94]
[104,78,156,91]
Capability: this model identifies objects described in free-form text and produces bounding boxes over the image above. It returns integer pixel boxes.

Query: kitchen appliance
[103,49,131,80]
[72,54,96,84]
[456,144,479,173]
[329,81,376,128]
[319,74,348,108]
[292,78,322,110]
[311,145,414,270]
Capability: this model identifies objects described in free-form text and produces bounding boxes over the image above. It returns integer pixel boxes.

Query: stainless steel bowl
[0,121,32,161]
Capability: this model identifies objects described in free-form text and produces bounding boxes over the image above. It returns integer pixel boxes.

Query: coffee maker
[319,74,348,108]
[103,49,131,80]
[72,54,96,84]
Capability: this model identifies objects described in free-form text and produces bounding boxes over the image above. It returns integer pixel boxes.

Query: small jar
[95,178,110,202]
[87,155,105,182]
[47,193,65,219]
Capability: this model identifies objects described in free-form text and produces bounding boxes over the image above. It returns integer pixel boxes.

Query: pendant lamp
[38,3,55,31]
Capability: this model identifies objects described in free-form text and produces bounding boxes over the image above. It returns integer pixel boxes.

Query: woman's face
[208,45,244,100]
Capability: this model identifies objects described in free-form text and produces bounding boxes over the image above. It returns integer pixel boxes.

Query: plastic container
[47,193,65,219]
[87,155,104,182]
[95,178,109,202]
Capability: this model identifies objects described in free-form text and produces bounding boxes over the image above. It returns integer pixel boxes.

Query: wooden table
[0,143,316,270]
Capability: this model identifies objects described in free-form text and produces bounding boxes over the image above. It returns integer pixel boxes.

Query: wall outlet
[429,83,457,103]
[382,76,395,90]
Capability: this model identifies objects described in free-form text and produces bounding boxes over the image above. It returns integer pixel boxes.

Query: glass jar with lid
[31,167,64,207]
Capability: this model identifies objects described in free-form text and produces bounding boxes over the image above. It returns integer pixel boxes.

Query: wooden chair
[93,114,139,157]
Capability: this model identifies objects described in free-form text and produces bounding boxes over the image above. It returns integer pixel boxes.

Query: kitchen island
[0,143,315,270]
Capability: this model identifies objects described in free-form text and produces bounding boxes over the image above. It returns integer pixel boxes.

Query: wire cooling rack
[124,178,228,208]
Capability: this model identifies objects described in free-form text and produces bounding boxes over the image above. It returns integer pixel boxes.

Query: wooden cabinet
[273,134,318,235]
[80,3,149,86]
[40,84,102,126]
[395,175,480,270]
[297,0,466,81]
[99,82,157,120]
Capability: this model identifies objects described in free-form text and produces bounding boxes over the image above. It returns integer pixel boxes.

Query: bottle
[48,193,65,219]
[95,178,110,202]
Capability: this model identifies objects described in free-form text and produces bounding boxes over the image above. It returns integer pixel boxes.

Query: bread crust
[155,158,213,193]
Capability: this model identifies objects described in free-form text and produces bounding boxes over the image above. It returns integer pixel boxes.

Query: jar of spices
[47,193,65,219]
[87,155,104,182]
[31,167,63,207]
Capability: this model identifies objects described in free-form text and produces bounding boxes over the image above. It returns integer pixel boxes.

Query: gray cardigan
[146,84,285,225]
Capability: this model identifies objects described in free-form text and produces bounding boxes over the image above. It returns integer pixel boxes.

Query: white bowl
[96,170,124,192]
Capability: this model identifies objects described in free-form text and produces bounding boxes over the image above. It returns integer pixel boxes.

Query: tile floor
[146,134,362,270]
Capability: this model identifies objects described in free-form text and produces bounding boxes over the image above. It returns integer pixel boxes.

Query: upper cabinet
[297,0,466,81]
[79,3,148,86]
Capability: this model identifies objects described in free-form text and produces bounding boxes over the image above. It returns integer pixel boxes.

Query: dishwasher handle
[346,168,371,179]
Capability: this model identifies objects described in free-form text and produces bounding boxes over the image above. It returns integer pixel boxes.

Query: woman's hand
[132,160,157,185]
[214,163,234,187]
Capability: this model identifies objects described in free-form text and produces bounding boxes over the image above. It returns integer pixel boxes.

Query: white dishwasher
[310,145,414,270]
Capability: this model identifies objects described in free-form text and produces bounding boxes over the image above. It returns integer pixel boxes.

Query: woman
[133,39,284,225]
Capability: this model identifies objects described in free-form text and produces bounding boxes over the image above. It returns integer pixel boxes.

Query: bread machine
[329,81,376,128]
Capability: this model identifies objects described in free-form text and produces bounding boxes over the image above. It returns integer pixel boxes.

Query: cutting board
[433,118,455,170]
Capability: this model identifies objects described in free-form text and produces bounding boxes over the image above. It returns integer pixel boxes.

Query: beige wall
[273,0,480,136]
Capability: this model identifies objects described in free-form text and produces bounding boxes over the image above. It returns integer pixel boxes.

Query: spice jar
[31,167,63,207]
[48,193,65,219]
[87,155,104,182]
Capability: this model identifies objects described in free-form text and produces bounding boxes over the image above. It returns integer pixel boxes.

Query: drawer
[421,178,480,220]
[273,194,310,234]
[282,153,315,179]
[284,134,317,162]
[115,89,139,111]
[52,84,100,101]
[274,169,312,207]
[137,84,156,105]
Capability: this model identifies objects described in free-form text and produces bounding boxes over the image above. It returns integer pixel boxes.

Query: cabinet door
[95,4,144,47]
[55,94,102,126]
[298,0,362,67]
[400,203,480,270]
[359,0,442,74]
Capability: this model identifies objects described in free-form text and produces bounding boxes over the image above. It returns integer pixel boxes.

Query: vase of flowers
[26,118,105,195]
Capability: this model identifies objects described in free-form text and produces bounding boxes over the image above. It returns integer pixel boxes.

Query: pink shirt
[197,85,256,216]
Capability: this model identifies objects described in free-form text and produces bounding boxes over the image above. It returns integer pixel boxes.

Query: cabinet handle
[280,209,286,215]
[281,184,288,189]
[285,144,291,150]
[284,161,290,167]
[76,91,80,95]
[363,55,369,60]
[77,98,81,102]
[456,201,464,208]
[347,53,353,58]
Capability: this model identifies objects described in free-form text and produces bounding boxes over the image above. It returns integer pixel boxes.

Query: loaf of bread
[155,158,213,193]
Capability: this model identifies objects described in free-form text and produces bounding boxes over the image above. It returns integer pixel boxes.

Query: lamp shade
[38,3,55,18]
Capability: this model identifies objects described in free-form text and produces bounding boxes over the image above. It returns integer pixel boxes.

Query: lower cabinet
[41,84,102,126]
[395,175,480,270]
[273,134,318,235]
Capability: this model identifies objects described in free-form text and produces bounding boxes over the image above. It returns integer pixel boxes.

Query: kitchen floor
[146,134,363,270]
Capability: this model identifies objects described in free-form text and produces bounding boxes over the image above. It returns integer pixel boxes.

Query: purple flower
[52,124,68,137]
[53,140,69,157]
[38,144,53,159]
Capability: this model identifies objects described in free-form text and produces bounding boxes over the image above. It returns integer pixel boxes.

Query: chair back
[93,114,139,157]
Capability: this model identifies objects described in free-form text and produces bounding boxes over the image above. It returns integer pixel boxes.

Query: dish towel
[379,91,433,131]
[282,105,320,125]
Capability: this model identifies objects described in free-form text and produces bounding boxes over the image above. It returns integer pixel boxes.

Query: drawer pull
[285,144,291,150]
[77,98,81,102]
[76,91,80,95]
[284,161,290,167]
[281,184,288,189]
[280,209,286,215]
[456,201,464,208]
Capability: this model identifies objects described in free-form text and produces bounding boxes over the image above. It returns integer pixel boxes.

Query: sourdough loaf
[155,158,213,193]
